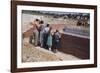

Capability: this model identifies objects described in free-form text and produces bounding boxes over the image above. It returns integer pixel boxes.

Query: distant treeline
[22,10,90,20]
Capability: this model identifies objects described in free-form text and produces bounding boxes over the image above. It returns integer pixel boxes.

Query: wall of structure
[59,33,90,59]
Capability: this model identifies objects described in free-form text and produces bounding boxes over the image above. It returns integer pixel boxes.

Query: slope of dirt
[22,43,62,62]
[22,40,80,62]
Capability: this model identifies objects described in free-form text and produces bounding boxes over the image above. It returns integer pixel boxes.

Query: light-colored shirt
[44,27,50,33]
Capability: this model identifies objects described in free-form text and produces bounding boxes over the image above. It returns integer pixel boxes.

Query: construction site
[22,10,90,62]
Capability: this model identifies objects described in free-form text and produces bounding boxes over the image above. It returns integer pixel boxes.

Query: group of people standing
[29,19,61,53]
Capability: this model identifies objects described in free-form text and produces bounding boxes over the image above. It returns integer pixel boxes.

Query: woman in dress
[46,27,52,51]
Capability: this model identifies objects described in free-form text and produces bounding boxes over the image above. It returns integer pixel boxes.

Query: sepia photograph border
[11,1,97,72]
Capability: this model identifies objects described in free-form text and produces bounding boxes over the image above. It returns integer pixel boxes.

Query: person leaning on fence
[29,19,40,46]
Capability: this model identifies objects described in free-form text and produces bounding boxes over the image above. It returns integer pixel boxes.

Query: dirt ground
[22,38,80,62]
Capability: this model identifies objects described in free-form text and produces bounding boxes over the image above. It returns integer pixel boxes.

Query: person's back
[44,27,50,33]
[29,19,40,46]
[39,20,45,47]
[44,24,50,33]
[55,31,61,42]
[31,19,39,30]
[53,30,61,53]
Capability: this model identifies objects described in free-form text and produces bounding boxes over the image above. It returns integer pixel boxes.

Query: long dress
[47,34,52,47]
